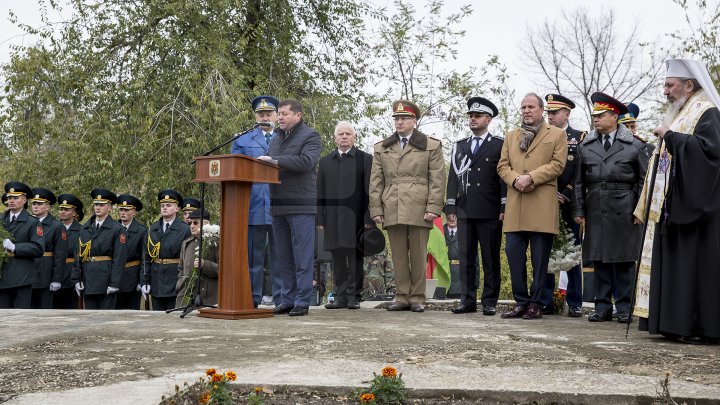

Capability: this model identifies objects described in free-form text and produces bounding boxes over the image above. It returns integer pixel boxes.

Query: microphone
[255,122,274,128]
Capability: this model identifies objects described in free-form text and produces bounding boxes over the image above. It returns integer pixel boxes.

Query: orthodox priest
[635,58,720,344]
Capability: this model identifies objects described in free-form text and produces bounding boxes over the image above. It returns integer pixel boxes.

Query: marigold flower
[225,371,237,381]
[381,365,397,378]
[199,391,211,404]
[360,392,375,403]
[254,386,263,393]
[213,384,218,390]
[211,373,223,382]
[205,368,217,377]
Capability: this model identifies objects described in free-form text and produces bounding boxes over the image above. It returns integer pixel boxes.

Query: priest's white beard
[663,94,688,126]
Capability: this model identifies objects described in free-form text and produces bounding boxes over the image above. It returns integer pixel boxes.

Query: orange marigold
[205,368,217,377]
[254,387,263,393]
[225,371,237,381]
[199,391,211,404]
[381,365,397,378]
[211,373,223,382]
[360,393,375,403]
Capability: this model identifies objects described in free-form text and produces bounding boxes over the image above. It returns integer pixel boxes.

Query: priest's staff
[625,138,664,340]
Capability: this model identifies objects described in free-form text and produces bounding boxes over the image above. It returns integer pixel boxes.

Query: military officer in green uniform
[29,188,69,309]
[73,188,127,310]
[54,194,84,309]
[0,182,45,308]
[141,190,191,311]
[116,194,147,310]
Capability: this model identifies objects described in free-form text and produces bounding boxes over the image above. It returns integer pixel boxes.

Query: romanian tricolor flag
[426,217,451,290]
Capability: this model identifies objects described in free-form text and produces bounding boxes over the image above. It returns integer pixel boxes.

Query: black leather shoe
[347,300,361,309]
[611,310,619,319]
[522,303,543,319]
[451,303,477,314]
[617,313,631,323]
[324,300,347,309]
[588,309,612,322]
[289,306,309,316]
[386,302,410,311]
[678,336,720,345]
[568,306,583,317]
[410,303,425,313]
[482,306,496,316]
[273,304,293,314]
[541,305,554,315]
[501,305,527,319]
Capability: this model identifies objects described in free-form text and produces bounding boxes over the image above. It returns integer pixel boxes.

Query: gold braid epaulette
[78,238,91,262]
[147,232,160,260]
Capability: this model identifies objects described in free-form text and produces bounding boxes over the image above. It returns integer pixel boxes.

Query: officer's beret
[4,181,32,198]
[30,188,57,205]
[117,194,143,211]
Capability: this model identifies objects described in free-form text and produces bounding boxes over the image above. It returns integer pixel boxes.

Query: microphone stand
[169,124,261,317]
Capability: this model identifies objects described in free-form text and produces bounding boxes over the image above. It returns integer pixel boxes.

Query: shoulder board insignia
[491,134,504,140]
[580,131,587,142]
[428,136,441,142]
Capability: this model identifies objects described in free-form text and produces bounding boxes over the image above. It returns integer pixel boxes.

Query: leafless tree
[520,7,668,127]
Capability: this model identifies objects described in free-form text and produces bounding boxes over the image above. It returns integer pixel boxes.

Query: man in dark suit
[258,99,322,316]
[141,190,191,311]
[541,94,586,317]
[116,194,147,310]
[54,194,84,309]
[447,97,506,316]
[444,216,461,299]
[29,188,68,309]
[0,182,45,308]
[317,121,373,310]
[73,189,127,310]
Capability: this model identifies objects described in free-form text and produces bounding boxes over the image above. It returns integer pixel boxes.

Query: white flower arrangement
[548,219,582,274]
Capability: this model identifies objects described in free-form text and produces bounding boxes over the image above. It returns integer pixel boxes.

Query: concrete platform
[0,303,718,404]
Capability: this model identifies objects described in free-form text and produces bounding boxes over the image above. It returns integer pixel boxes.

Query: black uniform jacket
[60,220,82,289]
[445,134,506,219]
[118,220,147,292]
[142,218,191,298]
[73,215,127,295]
[33,213,68,288]
[0,210,44,289]
[557,126,586,202]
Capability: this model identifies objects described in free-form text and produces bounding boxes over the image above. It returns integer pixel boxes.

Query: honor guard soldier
[29,188,69,309]
[446,97,506,315]
[141,190,191,311]
[618,102,655,161]
[116,194,147,309]
[573,92,648,323]
[541,94,586,317]
[180,198,202,224]
[54,194,84,309]
[0,182,44,308]
[73,189,128,309]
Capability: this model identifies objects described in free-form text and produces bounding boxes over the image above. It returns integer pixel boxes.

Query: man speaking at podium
[257,99,321,317]
[231,95,281,308]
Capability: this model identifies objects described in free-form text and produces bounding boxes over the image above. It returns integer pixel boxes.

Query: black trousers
[330,247,364,304]
[505,231,554,307]
[52,288,79,309]
[116,290,141,310]
[84,293,117,310]
[152,296,177,311]
[0,285,32,308]
[458,218,502,307]
[31,288,53,309]
[542,204,583,308]
[593,261,634,314]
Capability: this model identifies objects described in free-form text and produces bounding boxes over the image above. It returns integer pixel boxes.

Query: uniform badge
[37,226,43,237]
[568,155,574,161]
[120,234,127,244]
[61,230,67,241]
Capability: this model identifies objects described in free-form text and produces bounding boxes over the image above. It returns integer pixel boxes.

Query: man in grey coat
[573,92,649,323]
[258,99,321,316]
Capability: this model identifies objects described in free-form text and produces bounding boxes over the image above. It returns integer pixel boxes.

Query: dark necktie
[10,214,16,223]
[473,137,483,155]
[401,137,408,149]
[95,223,100,231]
[265,132,272,146]
[164,222,170,233]
[603,134,611,152]
[450,230,455,238]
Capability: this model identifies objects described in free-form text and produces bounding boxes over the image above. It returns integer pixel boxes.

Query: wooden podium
[193,154,280,320]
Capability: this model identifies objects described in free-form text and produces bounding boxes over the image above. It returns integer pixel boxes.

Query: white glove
[106,286,119,294]
[74,282,84,297]
[140,284,150,299]
[136,284,142,292]
[49,282,61,291]
[3,239,15,252]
